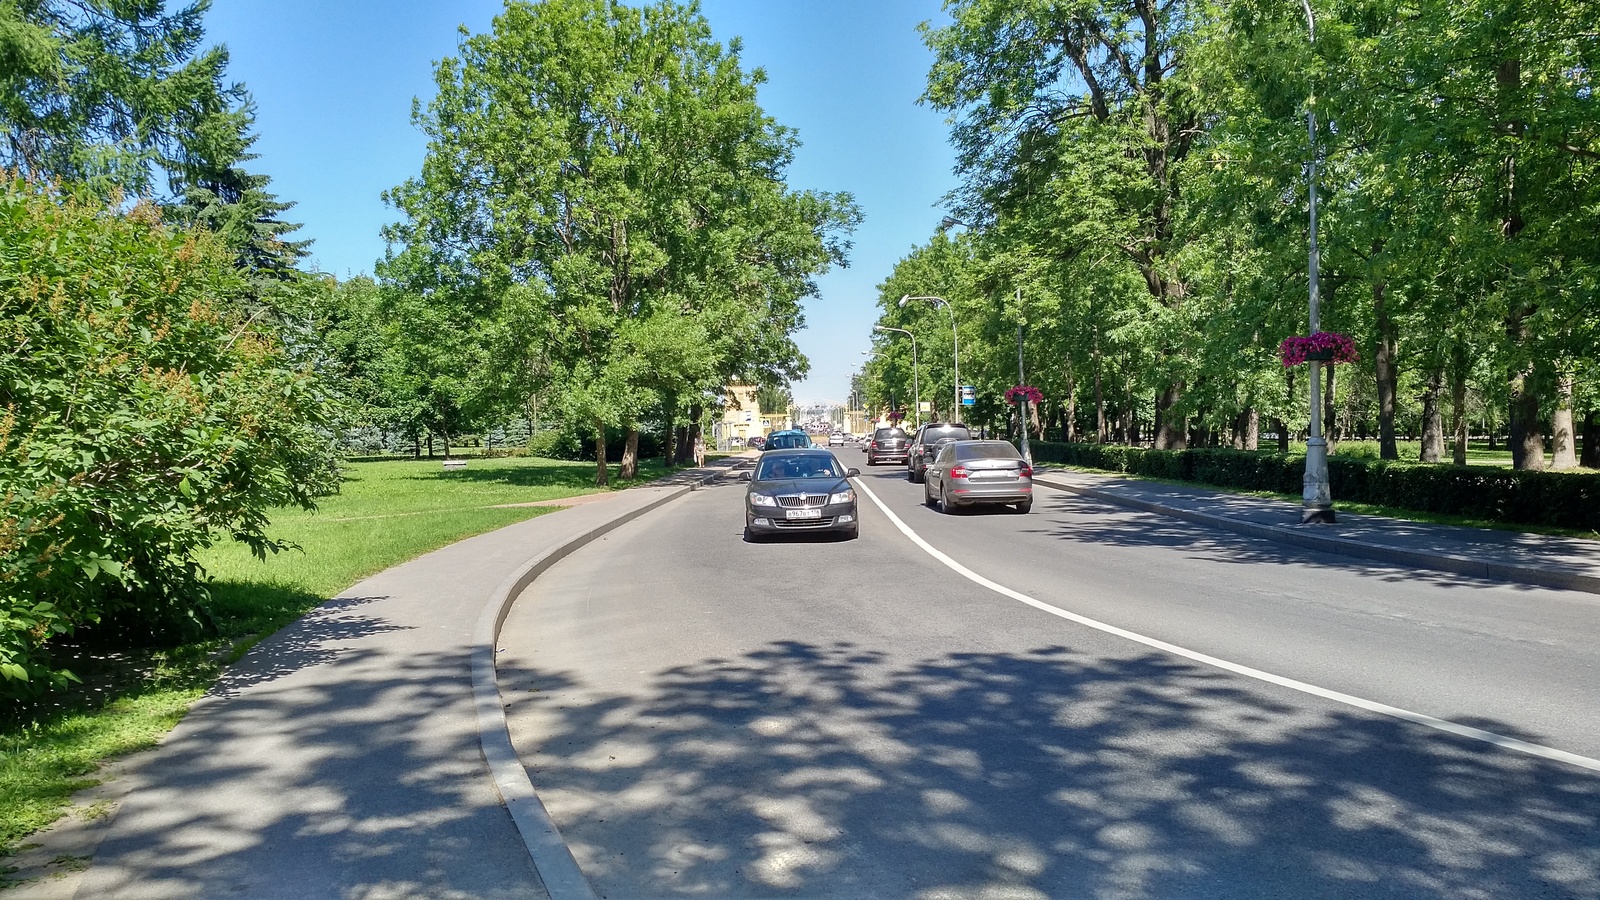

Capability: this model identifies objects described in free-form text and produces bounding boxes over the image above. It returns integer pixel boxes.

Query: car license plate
[973,471,1014,480]
[786,508,821,520]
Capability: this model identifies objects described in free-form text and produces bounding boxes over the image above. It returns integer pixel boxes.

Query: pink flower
[1005,385,1044,405]
[1279,332,1359,367]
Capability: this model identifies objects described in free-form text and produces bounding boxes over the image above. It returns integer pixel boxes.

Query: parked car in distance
[866,426,910,466]
[923,440,1033,513]
[747,435,766,450]
[741,448,860,540]
[828,431,845,447]
[907,422,972,483]
[763,430,812,450]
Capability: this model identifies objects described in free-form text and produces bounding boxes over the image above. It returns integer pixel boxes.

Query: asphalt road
[499,451,1600,899]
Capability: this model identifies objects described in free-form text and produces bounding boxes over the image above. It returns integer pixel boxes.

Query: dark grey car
[923,440,1033,513]
[742,449,860,540]
[865,427,910,466]
[907,422,972,483]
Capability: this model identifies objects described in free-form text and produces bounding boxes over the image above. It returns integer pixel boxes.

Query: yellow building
[720,383,764,446]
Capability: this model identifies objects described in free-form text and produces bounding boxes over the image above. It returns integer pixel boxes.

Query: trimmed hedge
[1027,441,1600,533]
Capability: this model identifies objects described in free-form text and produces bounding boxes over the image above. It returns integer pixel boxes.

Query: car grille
[771,516,837,528]
[777,494,828,508]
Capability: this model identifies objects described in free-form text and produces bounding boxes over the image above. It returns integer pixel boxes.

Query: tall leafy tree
[0,0,235,197]
[923,0,1209,448]
[385,0,856,484]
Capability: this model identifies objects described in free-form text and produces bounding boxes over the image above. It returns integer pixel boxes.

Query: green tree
[0,0,237,198]
[385,0,856,484]
[924,0,1210,448]
[0,178,338,695]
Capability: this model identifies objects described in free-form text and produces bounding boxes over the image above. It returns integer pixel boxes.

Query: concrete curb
[1034,474,1600,597]
[470,471,725,900]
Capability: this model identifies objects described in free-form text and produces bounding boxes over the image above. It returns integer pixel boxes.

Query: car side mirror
[739,471,752,481]
[846,468,860,477]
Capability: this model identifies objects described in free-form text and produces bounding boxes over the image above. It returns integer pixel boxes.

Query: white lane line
[854,479,1600,775]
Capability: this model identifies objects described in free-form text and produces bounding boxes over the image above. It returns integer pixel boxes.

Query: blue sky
[202,0,958,406]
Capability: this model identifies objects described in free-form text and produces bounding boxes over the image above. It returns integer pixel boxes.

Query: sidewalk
[1033,467,1600,596]
[6,458,747,900]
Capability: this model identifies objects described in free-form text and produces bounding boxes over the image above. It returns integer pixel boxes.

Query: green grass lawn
[1,455,676,862]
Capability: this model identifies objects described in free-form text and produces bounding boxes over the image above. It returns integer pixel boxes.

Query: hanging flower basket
[1004,385,1044,406]
[886,409,905,422]
[1279,332,1359,367]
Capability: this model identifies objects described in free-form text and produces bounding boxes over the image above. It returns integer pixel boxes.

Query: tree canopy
[381,0,858,483]
[865,0,1597,469]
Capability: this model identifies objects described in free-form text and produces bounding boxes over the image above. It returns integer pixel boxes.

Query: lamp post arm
[873,324,922,427]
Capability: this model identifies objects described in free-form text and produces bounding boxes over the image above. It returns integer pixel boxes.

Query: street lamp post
[1301,0,1333,524]
[873,325,920,427]
[1016,289,1031,465]
[900,295,960,421]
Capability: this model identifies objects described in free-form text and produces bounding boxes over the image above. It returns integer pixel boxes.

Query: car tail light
[949,465,969,479]
[870,440,878,449]
[1019,465,1032,478]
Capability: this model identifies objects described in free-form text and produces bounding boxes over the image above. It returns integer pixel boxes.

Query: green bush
[0,179,340,696]
[1028,441,1600,532]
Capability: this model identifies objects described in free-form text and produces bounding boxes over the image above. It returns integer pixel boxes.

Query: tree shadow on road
[502,640,1600,898]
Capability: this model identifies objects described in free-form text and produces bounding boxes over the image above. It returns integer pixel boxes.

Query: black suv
[866,427,910,466]
[907,422,972,482]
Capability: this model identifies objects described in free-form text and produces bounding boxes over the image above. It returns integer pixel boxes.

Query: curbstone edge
[470,470,721,900]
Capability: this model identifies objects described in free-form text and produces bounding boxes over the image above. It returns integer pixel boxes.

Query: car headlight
[750,493,779,507]
[828,488,855,505]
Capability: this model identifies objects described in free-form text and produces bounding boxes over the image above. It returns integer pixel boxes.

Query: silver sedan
[923,440,1033,514]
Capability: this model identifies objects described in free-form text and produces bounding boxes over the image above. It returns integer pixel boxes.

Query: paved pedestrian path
[1033,467,1600,596]
[6,459,746,900]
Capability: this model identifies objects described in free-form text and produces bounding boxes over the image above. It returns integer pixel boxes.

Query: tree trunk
[1235,407,1258,451]
[1508,363,1545,470]
[1272,417,1289,453]
[1499,56,1541,472]
[443,433,451,460]
[1092,330,1106,444]
[593,419,609,487]
[620,427,640,480]
[1580,410,1599,469]
[413,432,421,458]
[1419,368,1444,463]
[1450,360,1469,466]
[1374,280,1399,459]
[681,403,703,466]
[1551,374,1577,470]
[1066,367,1079,442]
[674,425,691,465]
[1154,383,1185,449]
[426,434,433,458]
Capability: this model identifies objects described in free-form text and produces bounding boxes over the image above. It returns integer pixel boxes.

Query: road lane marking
[853,478,1600,775]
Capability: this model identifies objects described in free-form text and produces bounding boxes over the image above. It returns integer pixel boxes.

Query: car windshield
[959,441,1022,460]
[873,428,908,440]
[921,426,971,444]
[756,455,842,480]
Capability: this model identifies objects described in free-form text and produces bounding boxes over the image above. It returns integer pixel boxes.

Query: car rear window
[958,441,1022,460]
[766,433,811,449]
[873,428,908,440]
[920,426,971,444]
